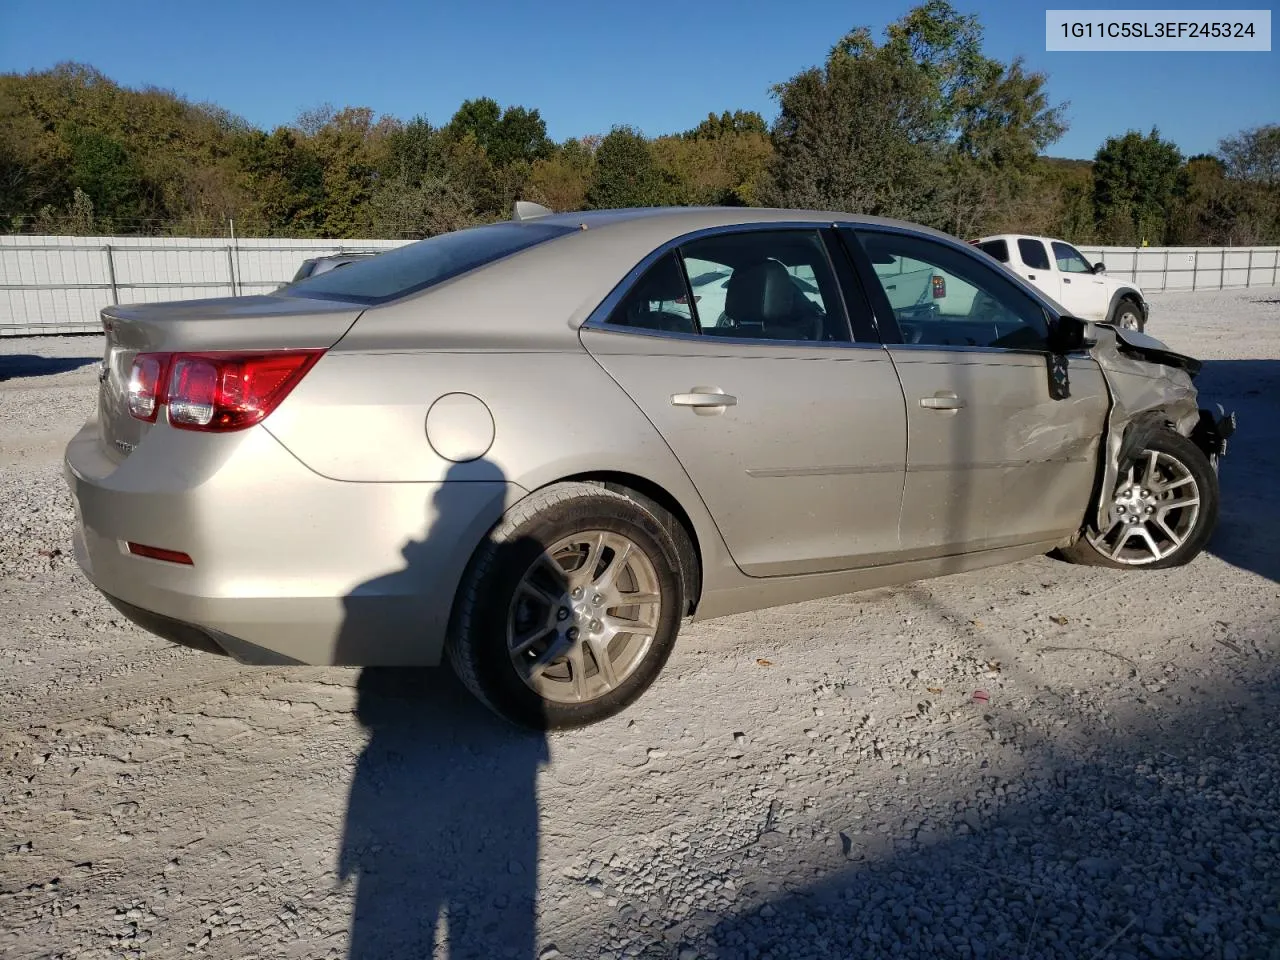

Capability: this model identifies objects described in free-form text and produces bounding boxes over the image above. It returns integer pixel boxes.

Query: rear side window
[977,239,1008,263]
[604,253,698,335]
[1017,239,1050,271]
[284,222,575,304]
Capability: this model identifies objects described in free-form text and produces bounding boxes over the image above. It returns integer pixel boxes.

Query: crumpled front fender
[1089,324,1204,531]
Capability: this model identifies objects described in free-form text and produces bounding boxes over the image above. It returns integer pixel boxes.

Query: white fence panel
[0,235,408,335]
[4,235,1280,336]
[1077,245,1280,293]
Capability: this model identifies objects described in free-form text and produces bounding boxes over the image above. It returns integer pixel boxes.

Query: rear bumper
[65,419,522,666]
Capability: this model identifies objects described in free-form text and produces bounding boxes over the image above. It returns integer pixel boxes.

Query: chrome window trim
[583,323,887,352]
[580,221,867,349]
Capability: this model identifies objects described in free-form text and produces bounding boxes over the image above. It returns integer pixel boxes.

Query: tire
[1060,429,1219,569]
[447,482,686,729]
[1113,298,1145,333]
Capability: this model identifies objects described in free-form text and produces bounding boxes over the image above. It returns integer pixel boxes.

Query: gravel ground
[1,289,1278,960]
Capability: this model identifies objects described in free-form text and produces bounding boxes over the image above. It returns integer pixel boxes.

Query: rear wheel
[1113,299,1145,332]
[447,482,686,729]
[1061,429,1218,569]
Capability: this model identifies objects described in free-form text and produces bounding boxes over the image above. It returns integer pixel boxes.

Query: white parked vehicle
[973,235,1148,332]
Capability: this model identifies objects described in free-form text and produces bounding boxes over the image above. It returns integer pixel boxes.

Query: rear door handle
[1063,277,1072,284]
[671,388,737,415]
[672,389,736,407]
[920,391,966,411]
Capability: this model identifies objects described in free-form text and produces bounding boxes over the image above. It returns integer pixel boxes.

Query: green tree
[684,110,768,140]
[446,97,502,152]
[1092,128,1183,244]
[63,127,148,226]
[490,105,552,167]
[764,1,1064,232]
[763,27,941,220]
[1219,124,1280,184]
[234,128,324,234]
[585,127,671,209]
[528,139,595,211]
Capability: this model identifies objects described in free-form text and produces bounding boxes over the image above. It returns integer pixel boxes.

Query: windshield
[283,222,576,304]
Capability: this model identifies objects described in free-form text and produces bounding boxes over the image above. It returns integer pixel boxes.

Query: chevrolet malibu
[65,205,1234,729]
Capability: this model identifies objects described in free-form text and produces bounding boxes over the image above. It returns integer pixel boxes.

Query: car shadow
[1198,359,1280,583]
[0,354,99,381]
[335,458,551,960]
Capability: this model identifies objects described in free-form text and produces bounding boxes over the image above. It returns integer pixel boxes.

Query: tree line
[2,1,1276,245]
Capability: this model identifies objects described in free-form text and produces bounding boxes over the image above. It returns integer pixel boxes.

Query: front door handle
[1026,273,1036,280]
[671,388,737,416]
[920,391,966,411]
[1063,277,1072,284]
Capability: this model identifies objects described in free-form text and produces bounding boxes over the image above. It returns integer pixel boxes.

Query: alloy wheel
[1087,449,1201,565]
[507,531,662,703]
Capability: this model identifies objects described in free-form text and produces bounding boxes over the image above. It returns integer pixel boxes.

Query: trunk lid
[98,295,362,462]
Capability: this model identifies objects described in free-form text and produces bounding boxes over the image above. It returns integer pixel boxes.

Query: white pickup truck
[973,234,1148,332]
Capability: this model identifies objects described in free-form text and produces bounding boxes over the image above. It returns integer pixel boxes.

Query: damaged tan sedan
[65,206,1235,728]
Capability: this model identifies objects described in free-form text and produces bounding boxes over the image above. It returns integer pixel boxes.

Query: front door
[849,228,1109,559]
[580,229,907,578]
[1052,241,1111,321]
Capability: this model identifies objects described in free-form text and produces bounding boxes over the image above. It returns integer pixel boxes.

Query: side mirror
[1092,262,1106,275]
[1050,315,1089,353]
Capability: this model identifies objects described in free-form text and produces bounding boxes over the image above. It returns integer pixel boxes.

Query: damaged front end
[1087,323,1237,531]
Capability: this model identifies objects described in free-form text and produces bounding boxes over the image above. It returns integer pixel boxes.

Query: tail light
[674,294,702,305]
[126,350,323,431]
[931,275,947,299]
[127,353,165,422]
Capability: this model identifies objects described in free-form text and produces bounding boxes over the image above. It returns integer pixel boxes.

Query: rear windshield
[283,222,576,304]
[976,239,1008,263]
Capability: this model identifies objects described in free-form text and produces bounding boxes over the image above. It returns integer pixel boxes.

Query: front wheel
[447,482,686,729]
[1060,430,1219,569]
[1113,299,1145,333]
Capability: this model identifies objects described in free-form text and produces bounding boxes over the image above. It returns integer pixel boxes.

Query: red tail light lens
[126,350,323,431]
[932,275,947,299]
[127,353,165,422]
[166,351,324,431]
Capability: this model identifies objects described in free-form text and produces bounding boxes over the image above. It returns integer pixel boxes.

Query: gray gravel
[2,292,1279,960]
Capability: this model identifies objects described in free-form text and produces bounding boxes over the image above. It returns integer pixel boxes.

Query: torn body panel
[1086,323,1233,532]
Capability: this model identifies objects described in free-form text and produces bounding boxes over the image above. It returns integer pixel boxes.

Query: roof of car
[530,206,966,246]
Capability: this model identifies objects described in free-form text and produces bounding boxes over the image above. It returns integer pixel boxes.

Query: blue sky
[1,0,1275,159]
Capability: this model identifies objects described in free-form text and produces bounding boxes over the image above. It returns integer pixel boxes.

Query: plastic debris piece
[756,658,773,667]
[971,689,990,704]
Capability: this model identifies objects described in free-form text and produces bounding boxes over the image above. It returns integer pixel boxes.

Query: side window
[603,252,697,335]
[977,239,1009,263]
[677,230,851,343]
[855,230,1050,351]
[1017,239,1051,271]
[1052,242,1093,274]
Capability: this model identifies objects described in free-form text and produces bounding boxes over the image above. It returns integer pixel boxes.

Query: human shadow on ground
[0,354,99,381]
[1198,359,1280,583]
[335,459,551,960]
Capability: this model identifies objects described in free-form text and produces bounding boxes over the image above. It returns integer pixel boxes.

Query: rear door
[580,227,907,578]
[846,227,1108,559]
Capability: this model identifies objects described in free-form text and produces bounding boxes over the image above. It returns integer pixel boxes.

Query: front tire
[447,482,686,729]
[1061,429,1219,569]
[1113,299,1145,333]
